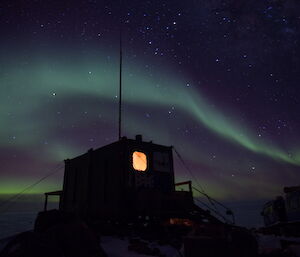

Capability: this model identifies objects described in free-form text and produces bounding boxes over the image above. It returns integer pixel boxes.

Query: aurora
[0,46,298,200]
[0,0,299,231]
[1,49,299,166]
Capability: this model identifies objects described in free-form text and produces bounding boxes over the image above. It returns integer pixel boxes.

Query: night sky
[1,0,300,207]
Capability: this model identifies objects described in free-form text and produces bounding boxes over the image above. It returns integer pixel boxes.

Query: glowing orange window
[132,151,147,171]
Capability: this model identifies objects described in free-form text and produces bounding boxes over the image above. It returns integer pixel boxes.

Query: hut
[44,135,194,222]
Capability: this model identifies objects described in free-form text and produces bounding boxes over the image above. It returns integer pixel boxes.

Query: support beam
[44,194,48,211]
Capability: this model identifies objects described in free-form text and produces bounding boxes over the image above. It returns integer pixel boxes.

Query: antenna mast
[118,0,123,140]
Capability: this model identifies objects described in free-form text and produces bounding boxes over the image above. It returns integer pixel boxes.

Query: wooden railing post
[44,194,48,211]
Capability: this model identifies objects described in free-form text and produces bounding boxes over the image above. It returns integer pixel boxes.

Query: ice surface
[0,212,36,239]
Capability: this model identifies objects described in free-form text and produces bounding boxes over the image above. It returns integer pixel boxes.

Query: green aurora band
[1,50,299,167]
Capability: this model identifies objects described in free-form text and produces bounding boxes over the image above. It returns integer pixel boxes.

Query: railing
[44,191,62,211]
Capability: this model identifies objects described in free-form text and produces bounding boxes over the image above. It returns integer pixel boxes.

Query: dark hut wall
[60,137,175,219]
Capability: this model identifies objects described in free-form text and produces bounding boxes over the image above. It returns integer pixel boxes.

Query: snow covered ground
[101,236,181,257]
[0,234,181,257]
[101,234,300,257]
[2,231,300,256]
[1,206,300,257]
[257,234,300,256]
